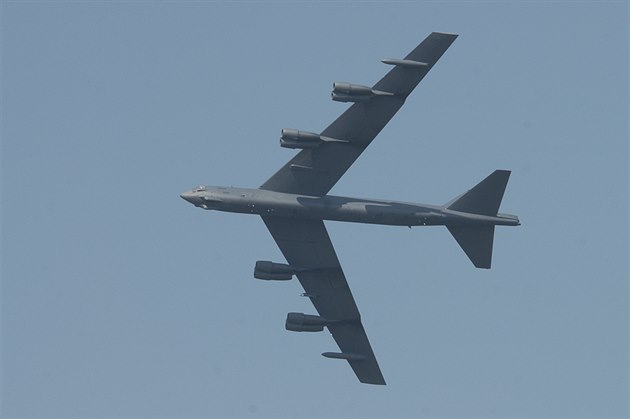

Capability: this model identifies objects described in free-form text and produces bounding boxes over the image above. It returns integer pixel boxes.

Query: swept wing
[260,32,458,196]
[261,216,385,384]
[260,33,458,384]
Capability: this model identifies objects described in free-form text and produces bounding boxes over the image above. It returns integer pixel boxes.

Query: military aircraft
[180,32,519,385]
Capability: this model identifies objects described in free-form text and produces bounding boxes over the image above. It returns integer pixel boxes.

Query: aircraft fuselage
[180,186,519,227]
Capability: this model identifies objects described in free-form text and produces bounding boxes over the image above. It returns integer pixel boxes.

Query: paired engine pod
[254,260,295,281]
[331,82,394,103]
[331,82,373,103]
[285,312,327,332]
[280,129,323,149]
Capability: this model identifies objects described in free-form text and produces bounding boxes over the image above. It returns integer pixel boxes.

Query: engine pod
[280,129,322,149]
[285,312,327,332]
[254,260,295,280]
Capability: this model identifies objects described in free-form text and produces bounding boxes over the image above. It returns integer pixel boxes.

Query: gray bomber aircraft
[180,32,519,385]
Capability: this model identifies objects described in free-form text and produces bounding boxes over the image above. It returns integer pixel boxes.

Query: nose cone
[180,191,196,205]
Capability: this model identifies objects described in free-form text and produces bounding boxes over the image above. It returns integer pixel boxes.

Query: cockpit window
[194,186,206,192]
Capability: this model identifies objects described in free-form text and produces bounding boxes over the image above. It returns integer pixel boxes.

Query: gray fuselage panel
[180,186,518,227]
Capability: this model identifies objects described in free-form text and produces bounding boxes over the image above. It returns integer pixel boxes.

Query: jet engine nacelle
[254,260,295,281]
[280,129,322,149]
[285,312,327,332]
[331,82,373,103]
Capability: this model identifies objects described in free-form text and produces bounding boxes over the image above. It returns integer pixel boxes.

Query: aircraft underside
[180,32,519,385]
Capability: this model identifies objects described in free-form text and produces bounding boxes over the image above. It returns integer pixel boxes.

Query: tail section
[446,170,510,216]
[445,170,511,269]
[447,225,495,268]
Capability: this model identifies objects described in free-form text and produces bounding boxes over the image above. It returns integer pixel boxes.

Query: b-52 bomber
[181,32,519,385]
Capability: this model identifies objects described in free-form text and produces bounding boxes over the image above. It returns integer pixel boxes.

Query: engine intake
[254,260,295,281]
[285,312,327,332]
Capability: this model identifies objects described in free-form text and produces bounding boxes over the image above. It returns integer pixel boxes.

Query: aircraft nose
[180,191,195,204]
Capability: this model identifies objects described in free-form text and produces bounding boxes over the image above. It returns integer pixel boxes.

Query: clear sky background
[2,2,628,418]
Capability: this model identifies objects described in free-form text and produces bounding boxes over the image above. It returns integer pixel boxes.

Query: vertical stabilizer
[446,170,510,216]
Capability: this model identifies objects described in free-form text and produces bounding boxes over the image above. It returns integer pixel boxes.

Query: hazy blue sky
[2,2,628,418]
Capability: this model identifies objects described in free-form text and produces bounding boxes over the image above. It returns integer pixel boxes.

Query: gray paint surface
[2,2,627,417]
[181,35,519,384]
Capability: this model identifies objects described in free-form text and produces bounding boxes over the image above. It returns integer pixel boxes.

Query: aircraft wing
[260,32,458,196]
[261,215,386,385]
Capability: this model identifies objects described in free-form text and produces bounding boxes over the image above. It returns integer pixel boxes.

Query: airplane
[180,32,520,385]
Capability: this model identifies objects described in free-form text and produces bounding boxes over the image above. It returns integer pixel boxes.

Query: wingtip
[360,377,387,385]
[432,31,459,37]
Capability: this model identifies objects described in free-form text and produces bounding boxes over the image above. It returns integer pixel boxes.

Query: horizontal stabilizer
[447,225,495,269]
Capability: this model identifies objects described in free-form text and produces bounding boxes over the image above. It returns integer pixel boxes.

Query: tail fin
[445,170,511,269]
[446,225,495,268]
[446,170,510,216]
